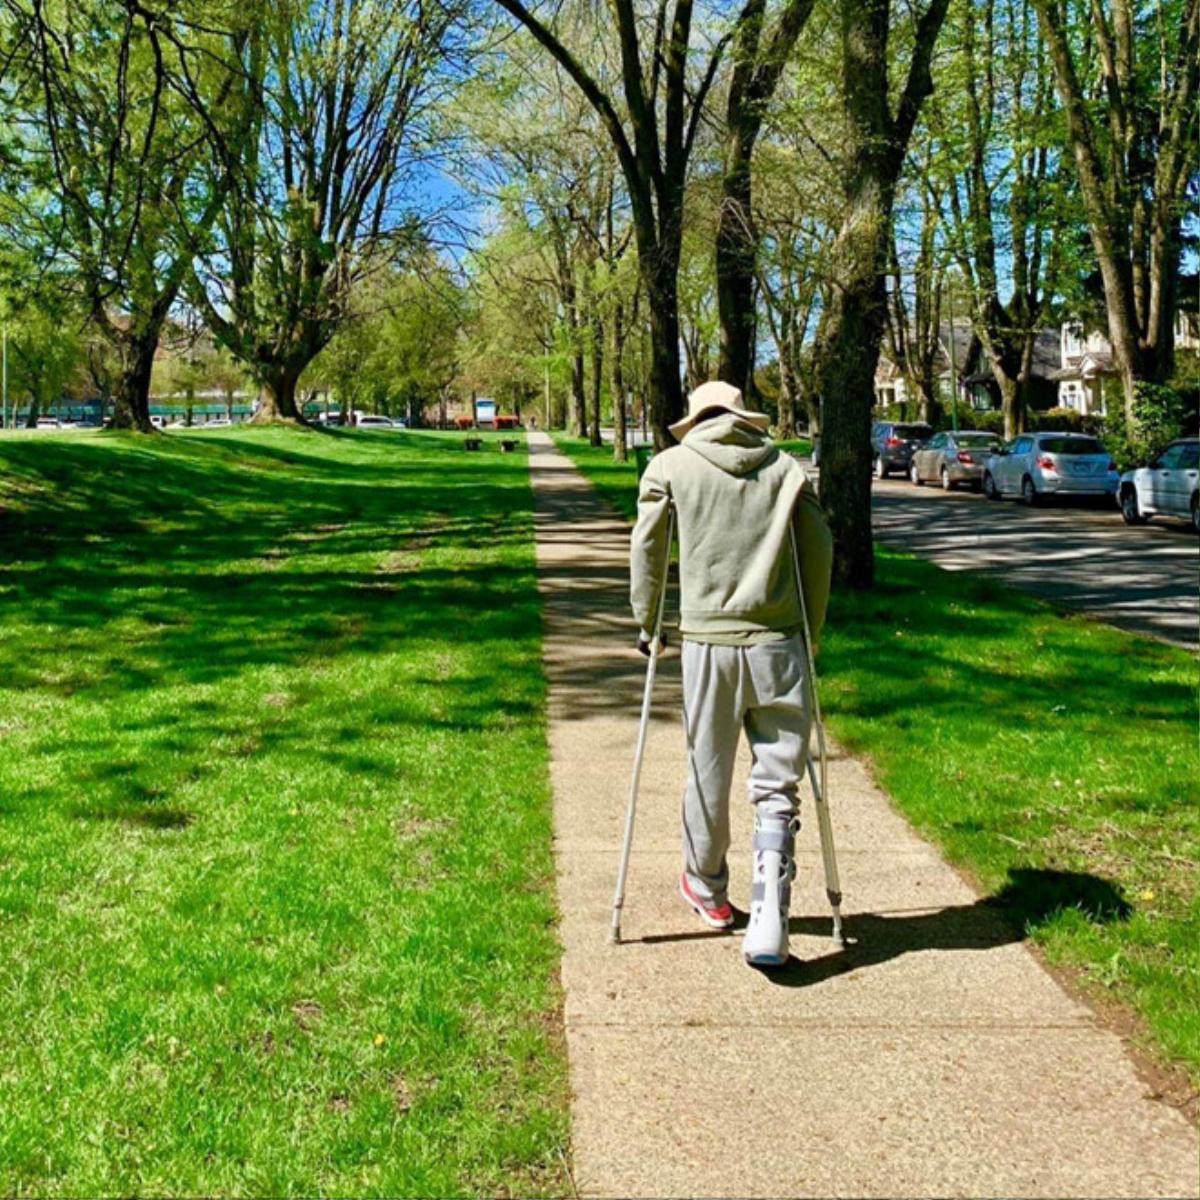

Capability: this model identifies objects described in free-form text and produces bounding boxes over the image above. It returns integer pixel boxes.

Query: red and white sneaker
[679,873,734,929]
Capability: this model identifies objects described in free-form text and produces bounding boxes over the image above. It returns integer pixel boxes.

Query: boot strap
[753,828,793,854]
[751,880,792,906]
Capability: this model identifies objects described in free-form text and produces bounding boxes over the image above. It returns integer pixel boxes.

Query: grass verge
[553,432,1200,1093]
[0,427,567,1195]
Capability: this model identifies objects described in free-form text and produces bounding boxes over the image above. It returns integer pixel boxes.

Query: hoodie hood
[682,413,777,476]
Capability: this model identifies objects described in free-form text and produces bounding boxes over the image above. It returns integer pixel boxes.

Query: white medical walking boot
[743,805,797,967]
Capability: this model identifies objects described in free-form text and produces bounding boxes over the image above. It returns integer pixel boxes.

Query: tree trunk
[995,372,1021,439]
[717,0,816,395]
[570,349,586,436]
[588,315,603,446]
[800,384,820,436]
[816,274,888,588]
[639,238,685,449]
[254,367,302,422]
[814,0,949,587]
[110,331,158,432]
[917,383,938,426]
[814,165,894,588]
[716,148,757,395]
[611,300,628,462]
[777,354,798,439]
[562,272,587,436]
[646,297,683,449]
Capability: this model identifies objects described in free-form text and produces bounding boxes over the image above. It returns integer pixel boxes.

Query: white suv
[1118,438,1200,533]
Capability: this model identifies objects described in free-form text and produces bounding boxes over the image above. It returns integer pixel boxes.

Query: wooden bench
[499,439,517,453]
[464,437,483,451]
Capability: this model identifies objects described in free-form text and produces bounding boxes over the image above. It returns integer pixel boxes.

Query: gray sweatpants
[680,634,812,905]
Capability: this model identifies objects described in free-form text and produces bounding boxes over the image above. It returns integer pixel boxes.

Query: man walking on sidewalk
[630,381,833,966]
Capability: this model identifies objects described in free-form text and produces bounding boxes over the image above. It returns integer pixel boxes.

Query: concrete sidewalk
[528,432,1197,1198]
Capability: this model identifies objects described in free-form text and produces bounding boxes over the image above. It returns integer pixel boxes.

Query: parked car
[34,416,62,430]
[982,432,1118,505]
[871,421,932,478]
[1118,438,1200,532]
[909,430,1005,490]
[357,414,395,429]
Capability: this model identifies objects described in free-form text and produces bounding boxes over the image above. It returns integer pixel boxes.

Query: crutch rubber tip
[608,926,620,945]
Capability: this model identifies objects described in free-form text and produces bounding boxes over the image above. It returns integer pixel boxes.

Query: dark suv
[871,421,932,479]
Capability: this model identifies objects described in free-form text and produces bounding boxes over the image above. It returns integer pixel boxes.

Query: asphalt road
[866,475,1198,648]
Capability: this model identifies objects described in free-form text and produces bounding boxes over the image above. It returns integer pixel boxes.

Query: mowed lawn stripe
[0,428,567,1196]
[554,433,1200,1095]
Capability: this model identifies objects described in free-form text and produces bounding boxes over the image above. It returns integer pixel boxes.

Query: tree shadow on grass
[0,432,542,700]
[69,800,195,830]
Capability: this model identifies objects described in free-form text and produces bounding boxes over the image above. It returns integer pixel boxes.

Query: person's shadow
[640,868,1132,988]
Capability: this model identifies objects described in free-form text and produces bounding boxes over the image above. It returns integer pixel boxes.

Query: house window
[1060,382,1082,412]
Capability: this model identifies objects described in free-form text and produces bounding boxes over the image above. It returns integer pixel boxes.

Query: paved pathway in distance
[868,474,1198,647]
[527,432,1198,1199]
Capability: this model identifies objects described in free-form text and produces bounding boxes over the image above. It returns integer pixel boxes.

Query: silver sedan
[982,432,1119,504]
[909,430,1005,491]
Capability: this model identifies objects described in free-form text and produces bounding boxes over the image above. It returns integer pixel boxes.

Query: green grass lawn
[554,433,1200,1090]
[774,436,814,458]
[0,427,567,1195]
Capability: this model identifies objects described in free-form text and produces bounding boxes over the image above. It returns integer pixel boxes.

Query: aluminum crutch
[789,521,845,948]
[609,507,674,945]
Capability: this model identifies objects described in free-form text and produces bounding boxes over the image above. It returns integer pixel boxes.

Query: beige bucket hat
[668,380,771,440]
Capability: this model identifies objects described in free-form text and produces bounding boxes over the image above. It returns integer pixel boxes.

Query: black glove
[637,630,668,657]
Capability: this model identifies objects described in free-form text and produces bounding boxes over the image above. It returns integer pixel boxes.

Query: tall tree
[926,0,1066,436]
[1,0,233,431]
[716,0,817,394]
[186,0,458,421]
[753,142,837,438]
[445,46,613,435]
[812,0,953,586]
[461,219,566,418]
[1031,0,1199,417]
[884,175,945,426]
[491,0,732,446]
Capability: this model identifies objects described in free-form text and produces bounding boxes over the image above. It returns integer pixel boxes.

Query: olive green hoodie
[630,415,832,645]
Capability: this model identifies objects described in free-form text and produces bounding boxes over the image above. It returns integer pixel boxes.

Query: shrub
[1027,407,1105,435]
[959,408,1006,434]
[1031,406,1086,432]
[1102,383,1186,472]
